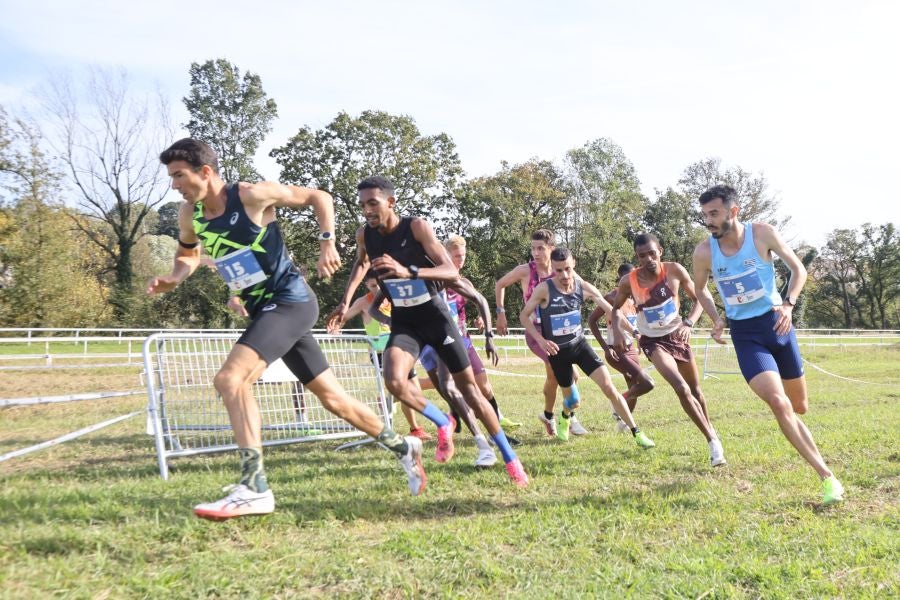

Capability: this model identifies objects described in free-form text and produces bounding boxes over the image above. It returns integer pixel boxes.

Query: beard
[710,218,734,239]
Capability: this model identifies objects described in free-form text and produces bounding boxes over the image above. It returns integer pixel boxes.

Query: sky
[1,0,898,246]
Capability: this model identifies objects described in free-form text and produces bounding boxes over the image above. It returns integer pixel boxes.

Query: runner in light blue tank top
[709,222,783,320]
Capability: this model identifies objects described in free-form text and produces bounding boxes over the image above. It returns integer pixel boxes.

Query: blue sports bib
[384,278,431,307]
[214,247,267,292]
[717,268,766,306]
[641,296,678,330]
[550,309,582,337]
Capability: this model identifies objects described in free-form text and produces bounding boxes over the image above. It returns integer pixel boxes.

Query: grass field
[0,346,897,598]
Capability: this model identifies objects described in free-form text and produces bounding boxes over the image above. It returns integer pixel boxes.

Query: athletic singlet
[363,216,445,318]
[525,260,553,324]
[629,265,681,337]
[606,289,637,345]
[193,183,309,317]
[444,287,468,336]
[538,279,585,347]
[363,292,391,337]
[709,223,782,320]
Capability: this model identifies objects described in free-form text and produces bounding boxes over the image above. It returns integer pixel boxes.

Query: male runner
[495,229,588,437]
[610,233,725,466]
[520,247,656,447]
[150,139,426,520]
[327,270,431,441]
[327,176,528,487]
[692,185,844,504]
[587,263,655,432]
[444,235,522,436]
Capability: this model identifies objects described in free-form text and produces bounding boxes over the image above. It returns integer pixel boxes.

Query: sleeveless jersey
[444,287,468,336]
[193,183,309,317]
[709,223,782,320]
[538,279,585,347]
[363,216,445,318]
[629,265,682,337]
[525,260,553,324]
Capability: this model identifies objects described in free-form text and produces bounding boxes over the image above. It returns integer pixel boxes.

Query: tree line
[1,60,897,330]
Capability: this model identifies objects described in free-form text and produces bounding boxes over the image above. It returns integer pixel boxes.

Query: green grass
[0,347,898,598]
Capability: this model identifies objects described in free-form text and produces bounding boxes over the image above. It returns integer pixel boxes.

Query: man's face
[635,241,663,273]
[448,246,466,270]
[167,160,210,204]
[552,256,576,287]
[531,240,553,263]
[701,198,738,239]
[357,187,395,229]
[364,278,379,294]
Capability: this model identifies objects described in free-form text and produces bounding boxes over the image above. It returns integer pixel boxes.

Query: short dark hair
[550,247,572,262]
[617,263,635,278]
[633,233,660,249]
[699,184,738,207]
[531,229,555,245]
[357,176,395,196]
[159,138,220,175]
[364,268,378,281]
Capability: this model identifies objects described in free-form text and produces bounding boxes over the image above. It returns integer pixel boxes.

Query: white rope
[0,410,144,462]
[801,358,890,385]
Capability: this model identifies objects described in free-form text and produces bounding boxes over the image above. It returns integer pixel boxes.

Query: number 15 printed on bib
[214,247,267,292]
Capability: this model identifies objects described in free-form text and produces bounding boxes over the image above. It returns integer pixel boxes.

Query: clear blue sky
[2,0,897,245]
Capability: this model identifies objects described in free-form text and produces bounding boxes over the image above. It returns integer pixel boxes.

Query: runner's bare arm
[494,264,529,335]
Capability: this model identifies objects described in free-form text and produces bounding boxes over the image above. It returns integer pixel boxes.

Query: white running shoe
[569,415,590,436]
[709,438,727,467]
[399,436,427,495]
[193,484,275,521]
[475,445,497,468]
[538,413,557,437]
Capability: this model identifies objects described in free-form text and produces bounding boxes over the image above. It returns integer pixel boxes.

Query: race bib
[384,278,430,307]
[718,268,766,306]
[214,247,267,292]
[642,296,678,330]
[626,315,638,328]
[550,309,582,337]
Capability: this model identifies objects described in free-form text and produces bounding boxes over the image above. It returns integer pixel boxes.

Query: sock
[377,427,409,457]
[238,447,268,493]
[473,434,490,450]
[543,411,554,420]
[561,411,572,419]
[490,430,517,463]
[563,384,581,411]
[487,396,501,419]
[631,427,641,436]
[421,402,450,427]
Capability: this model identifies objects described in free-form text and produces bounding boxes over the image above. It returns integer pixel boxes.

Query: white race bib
[214,247,267,292]
[718,268,766,306]
[550,309,582,337]
[384,278,431,307]
[641,296,678,330]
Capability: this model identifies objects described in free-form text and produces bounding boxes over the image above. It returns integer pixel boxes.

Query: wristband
[318,231,334,242]
[496,307,505,314]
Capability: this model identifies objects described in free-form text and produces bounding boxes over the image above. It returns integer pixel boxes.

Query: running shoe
[538,413,557,437]
[633,431,656,449]
[822,475,845,506]
[709,438,727,467]
[557,415,570,441]
[193,484,275,521]
[499,416,523,430]
[475,446,497,468]
[569,415,590,436]
[505,458,529,488]
[612,413,629,434]
[408,427,432,442]
[399,436,427,496]
[435,414,456,463]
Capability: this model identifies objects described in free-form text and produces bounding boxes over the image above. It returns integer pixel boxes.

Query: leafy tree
[154,201,181,238]
[641,187,706,269]
[40,68,174,323]
[678,157,789,229]
[270,110,464,312]
[183,59,277,183]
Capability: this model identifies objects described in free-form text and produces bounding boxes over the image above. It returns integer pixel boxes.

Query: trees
[40,68,173,323]
[641,187,706,269]
[0,107,108,327]
[183,59,278,183]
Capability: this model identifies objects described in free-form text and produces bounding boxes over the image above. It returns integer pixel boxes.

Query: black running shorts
[389,312,470,374]
[547,336,605,388]
[236,295,329,384]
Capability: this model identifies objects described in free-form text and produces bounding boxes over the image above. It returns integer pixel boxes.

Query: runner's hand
[370,255,409,279]
[317,243,342,279]
[496,313,508,335]
[711,316,727,344]
[146,275,179,295]
[772,304,793,336]
[227,296,249,317]
[539,336,559,356]
[325,303,348,332]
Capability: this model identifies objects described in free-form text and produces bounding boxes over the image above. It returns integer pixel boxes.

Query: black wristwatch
[682,318,694,328]
[408,265,419,279]
[784,296,796,307]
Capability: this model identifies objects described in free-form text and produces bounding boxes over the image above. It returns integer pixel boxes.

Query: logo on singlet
[442,335,455,345]
[261,303,277,312]
[660,287,667,297]
[229,212,239,225]
[717,267,728,275]
[401,239,408,247]
[743,258,757,268]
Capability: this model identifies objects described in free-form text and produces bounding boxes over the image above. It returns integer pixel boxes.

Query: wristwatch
[318,231,334,242]
[784,296,796,307]
[682,318,694,328]
[496,307,506,314]
[408,265,419,279]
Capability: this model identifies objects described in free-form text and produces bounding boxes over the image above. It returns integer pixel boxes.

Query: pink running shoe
[409,427,433,442]
[505,458,529,488]
[435,414,456,463]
